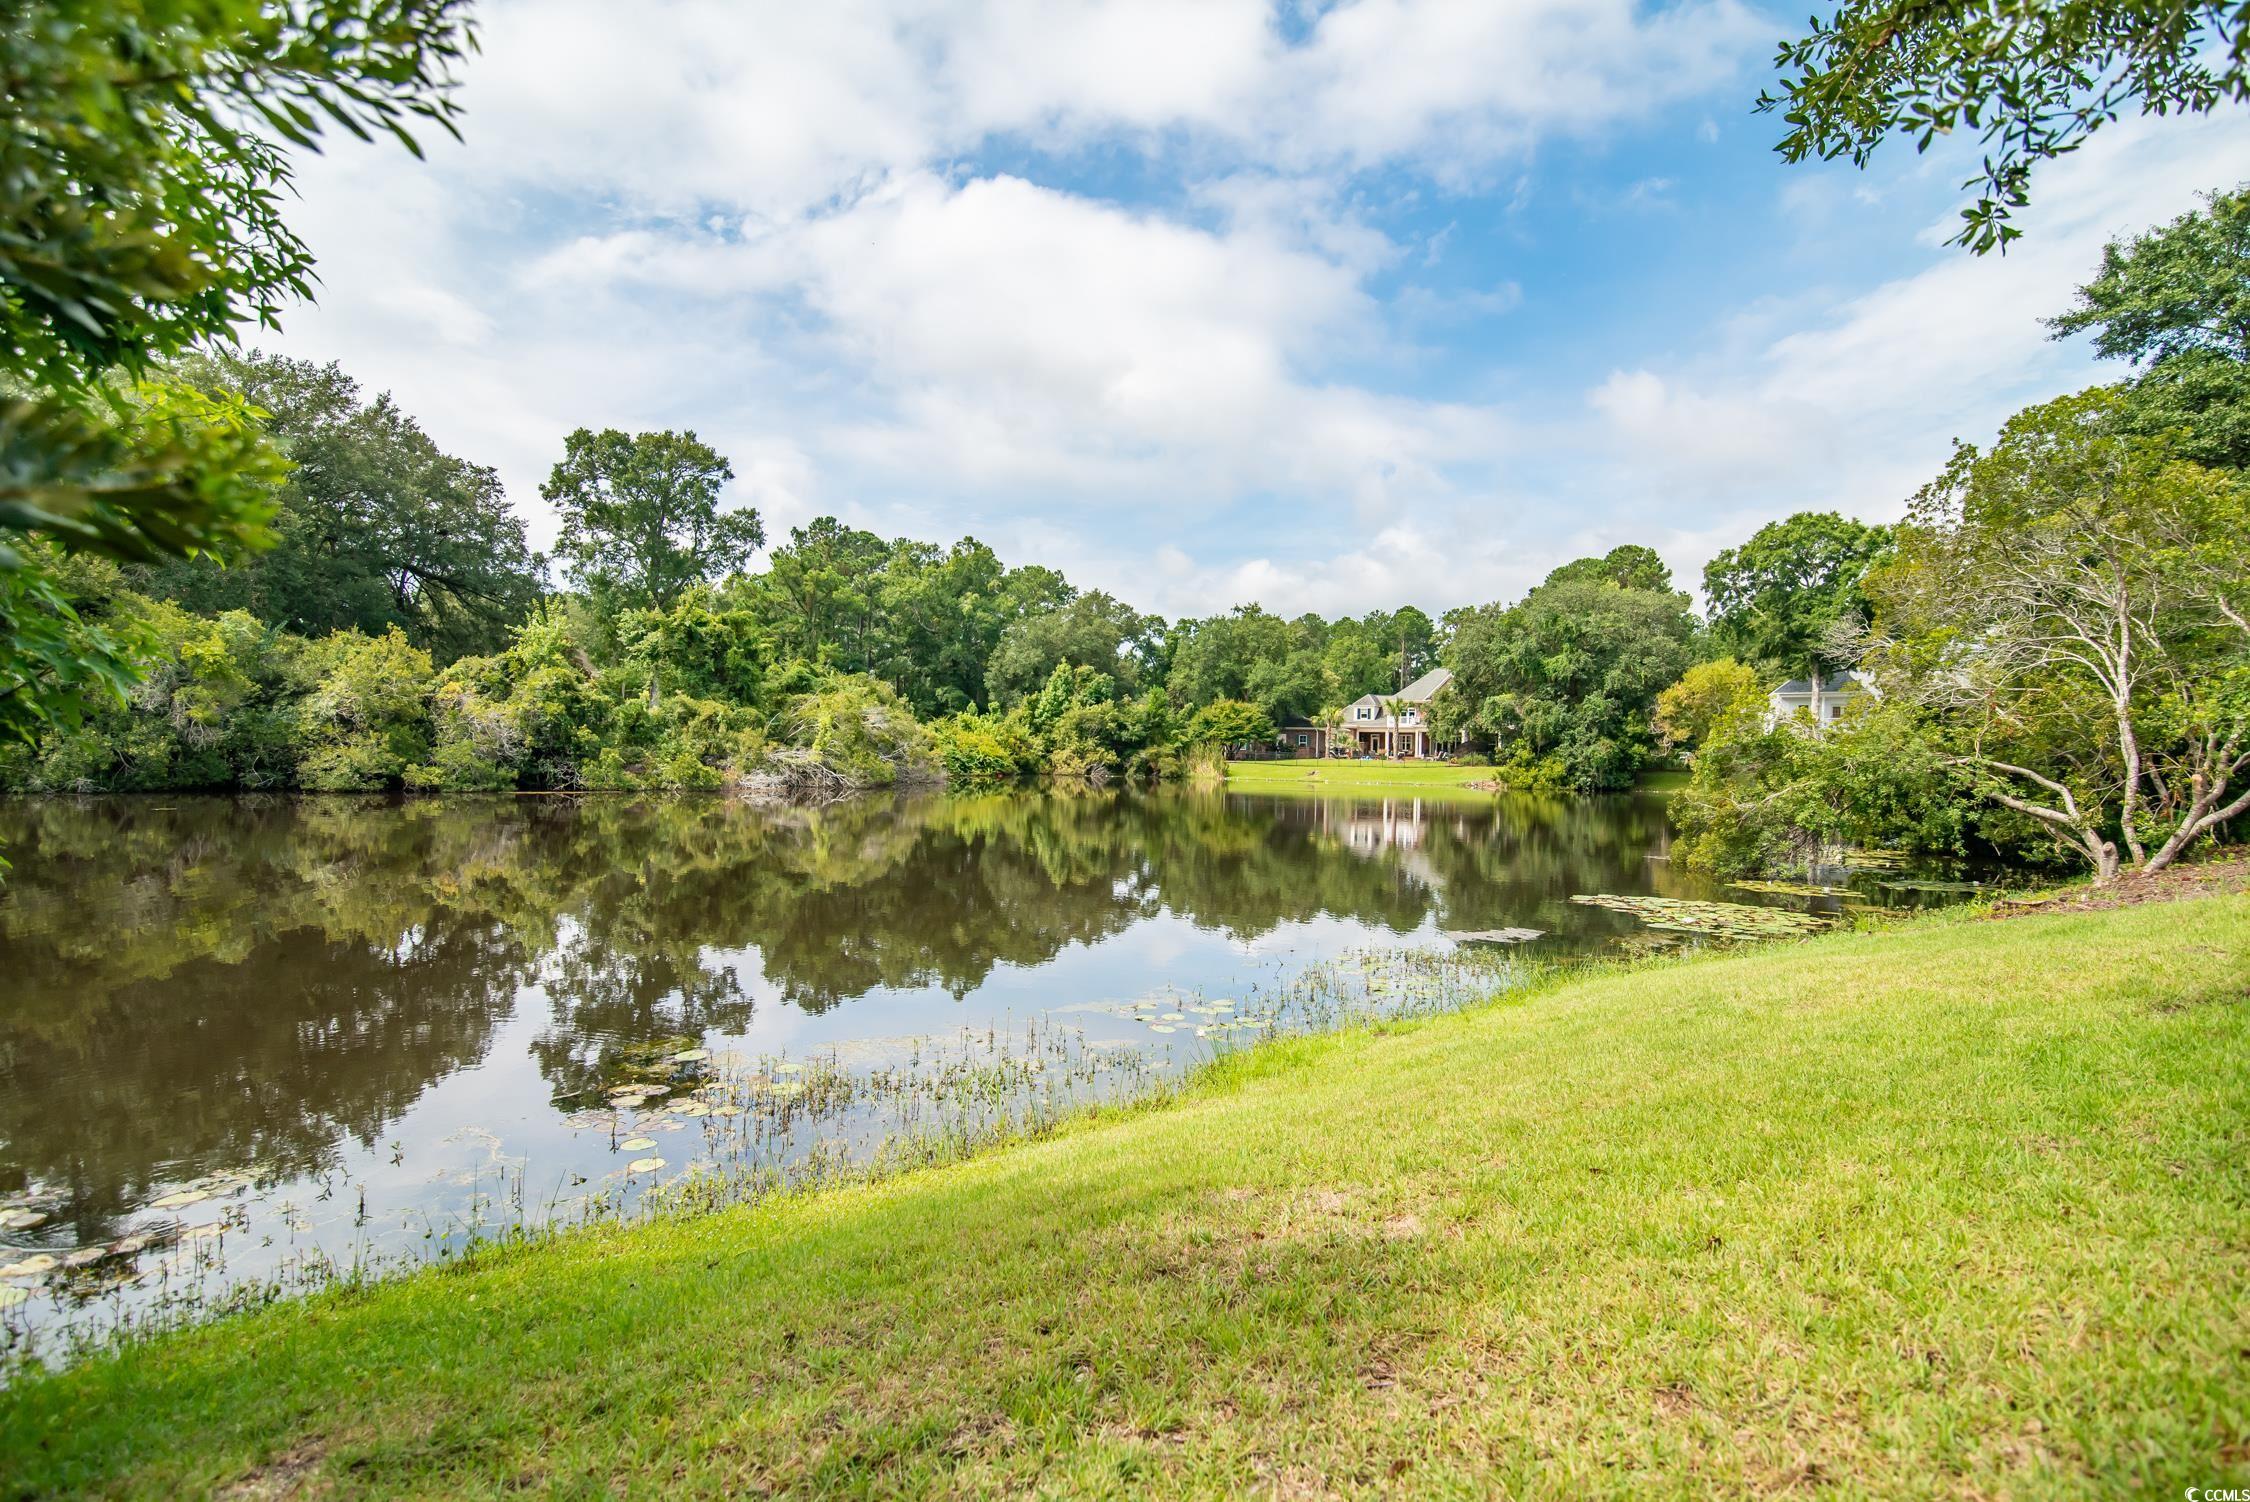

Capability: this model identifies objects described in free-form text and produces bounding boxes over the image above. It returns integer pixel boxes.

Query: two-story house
[1336,667,1454,759]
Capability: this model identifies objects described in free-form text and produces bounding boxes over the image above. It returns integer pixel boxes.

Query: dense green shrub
[296,629,436,791]
[931,710,1041,787]
[781,677,936,788]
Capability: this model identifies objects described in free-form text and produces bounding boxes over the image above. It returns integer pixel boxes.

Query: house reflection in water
[1272,795,1461,893]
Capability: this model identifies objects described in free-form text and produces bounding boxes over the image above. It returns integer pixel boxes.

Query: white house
[1767,669,1875,728]
[1337,668,1454,758]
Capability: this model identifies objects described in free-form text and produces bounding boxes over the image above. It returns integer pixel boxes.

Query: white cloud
[1127,522,1521,620]
[1271,0,1757,176]
[434,0,1758,214]
[1585,112,2250,532]
[271,0,1758,561]
[513,170,1511,501]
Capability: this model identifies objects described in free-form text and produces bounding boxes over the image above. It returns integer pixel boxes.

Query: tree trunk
[1808,660,1823,727]
[2139,769,2250,875]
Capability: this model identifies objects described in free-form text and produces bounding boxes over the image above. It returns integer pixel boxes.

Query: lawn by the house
[5,894,2247,1497]
[1225,758,1496,791]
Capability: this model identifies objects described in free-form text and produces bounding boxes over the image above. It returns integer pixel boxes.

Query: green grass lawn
[5,896,2248,1497]
[1226,758,1496,792]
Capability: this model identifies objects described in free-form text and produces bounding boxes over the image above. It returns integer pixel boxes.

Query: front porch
[1343,727,1437,759]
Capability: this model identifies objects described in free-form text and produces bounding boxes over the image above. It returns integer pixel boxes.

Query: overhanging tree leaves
[5,0,473,387]
[2,0,474,747]
[0,383,285,744]
[1761,2,2249,252]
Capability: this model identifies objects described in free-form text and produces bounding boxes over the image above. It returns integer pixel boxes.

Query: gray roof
[1772,670,1868,695]
[1341,668,1453,713]
[1398,667,1453,702]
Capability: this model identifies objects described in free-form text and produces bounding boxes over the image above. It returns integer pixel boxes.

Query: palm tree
[1378,696,1407,758]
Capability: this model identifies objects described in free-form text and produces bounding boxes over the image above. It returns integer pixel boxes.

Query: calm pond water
[0,787,1960,1362]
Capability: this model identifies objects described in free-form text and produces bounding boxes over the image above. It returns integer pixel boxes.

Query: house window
[1295,733,1309,747]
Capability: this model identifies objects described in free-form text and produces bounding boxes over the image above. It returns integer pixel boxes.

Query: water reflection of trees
[0,788,1686,1224]
[0,798,536,1239]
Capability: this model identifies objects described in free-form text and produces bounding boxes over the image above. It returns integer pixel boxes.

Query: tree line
[2,2,2242,885]
[6,182,2245,894]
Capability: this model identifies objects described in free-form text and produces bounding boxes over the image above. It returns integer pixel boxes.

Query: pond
[0,787,1967,1363]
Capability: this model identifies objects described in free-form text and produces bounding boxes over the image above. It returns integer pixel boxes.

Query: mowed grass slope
[5,897,2248,1498]
[1225,759,1495,793]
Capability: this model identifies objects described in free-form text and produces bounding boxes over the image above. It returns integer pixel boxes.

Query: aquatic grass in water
[0,943,1525,1373]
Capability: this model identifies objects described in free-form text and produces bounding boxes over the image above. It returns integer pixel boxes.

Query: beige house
[1337,668,1454,758]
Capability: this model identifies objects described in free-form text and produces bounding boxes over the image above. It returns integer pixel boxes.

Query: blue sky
[265,0,2250,618]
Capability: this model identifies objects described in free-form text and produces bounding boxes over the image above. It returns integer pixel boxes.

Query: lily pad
[0,1209,47,1231]
[619,1137,658,1152]
[626,1157,665,1173]
[1,1255,58,1279]
[1569,894,1833,941]
[0,1285,26,1309]
[1878,878,1986,893]
[670,1048,710,1063]
[1150,1024,1178,1034]
[1728,880,1853,898]
[1444,927,1546,944]
[149,1189,212,1211]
